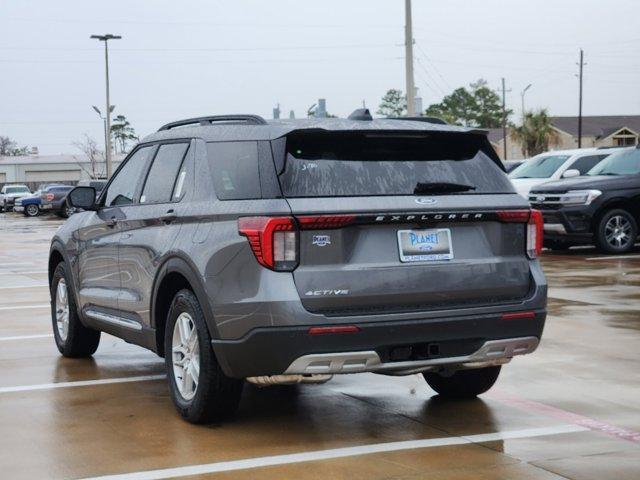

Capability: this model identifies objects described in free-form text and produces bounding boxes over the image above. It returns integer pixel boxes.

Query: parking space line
[77,424,587,480]
[0,304,50,311]
[586,254,640,261]
[0,270,48,275]
[0,334,53,341]
[0,284,48,290]
[0,375,165,394]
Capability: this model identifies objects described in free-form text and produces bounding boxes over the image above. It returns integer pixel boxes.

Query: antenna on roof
[348,108,373,121]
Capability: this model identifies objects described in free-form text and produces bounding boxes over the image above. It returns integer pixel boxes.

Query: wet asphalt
[0,213,638,480]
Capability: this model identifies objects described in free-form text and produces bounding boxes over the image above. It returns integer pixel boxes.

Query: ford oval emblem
[415,197,437,205]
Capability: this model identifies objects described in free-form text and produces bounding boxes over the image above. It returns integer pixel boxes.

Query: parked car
[509,148,626,198]
[0,184,31,212]
[503,159,525,173]
[77,179,107,198]
[40,185,75,217]
[14,190,42,217]
[529,146,640,253]
[50,113,546,424]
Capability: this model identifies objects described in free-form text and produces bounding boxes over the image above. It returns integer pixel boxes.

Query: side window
[104,146,153,207]
[206,142,261,200]
[140,143,189,204]
[570,155,607,175]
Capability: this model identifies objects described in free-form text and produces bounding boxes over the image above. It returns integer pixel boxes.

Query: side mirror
[562,169,580,179]
[67,186,97,211]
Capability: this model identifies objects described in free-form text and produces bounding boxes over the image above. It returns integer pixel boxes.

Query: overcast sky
[2,0,639,154]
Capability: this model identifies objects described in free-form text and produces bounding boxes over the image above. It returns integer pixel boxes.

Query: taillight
[238,217,298,271]
[297,215,356,230]
[497,209,543,259]
[527,209,543,259]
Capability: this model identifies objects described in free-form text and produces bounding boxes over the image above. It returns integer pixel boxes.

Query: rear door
[278,131,532,315]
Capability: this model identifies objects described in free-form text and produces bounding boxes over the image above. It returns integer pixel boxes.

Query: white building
[0,154,123,187]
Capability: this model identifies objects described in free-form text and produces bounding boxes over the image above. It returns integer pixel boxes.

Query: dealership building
[0,154,123,189]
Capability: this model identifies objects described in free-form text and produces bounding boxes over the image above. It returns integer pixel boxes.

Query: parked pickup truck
[0,184,31,212]
[40,185,75,217]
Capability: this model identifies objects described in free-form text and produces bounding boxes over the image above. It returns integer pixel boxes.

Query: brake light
[527,209,544,259]
[297,215,356,230]
[238,217,298,271]
[496,209,530,222]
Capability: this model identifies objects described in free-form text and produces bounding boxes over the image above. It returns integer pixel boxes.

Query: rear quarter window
[207,142,261,200]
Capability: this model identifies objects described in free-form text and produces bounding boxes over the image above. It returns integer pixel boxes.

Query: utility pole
[521,84,532,123]
[577,49,584,148]
[91,34,121,178]
[404,0,416,116]
[501,78,508,160]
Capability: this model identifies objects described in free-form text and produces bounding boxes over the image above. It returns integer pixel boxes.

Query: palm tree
[510,109,560,157]
[110,115,138,154]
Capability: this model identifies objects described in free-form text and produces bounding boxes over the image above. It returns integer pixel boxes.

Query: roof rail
[158,114,267,131]
[389,116,449,125]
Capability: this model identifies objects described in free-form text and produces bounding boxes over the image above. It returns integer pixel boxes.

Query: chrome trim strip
[543,223,567,234]
[283,336,539,375]
[84,309,143,331]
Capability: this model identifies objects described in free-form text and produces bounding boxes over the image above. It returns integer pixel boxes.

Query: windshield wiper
[414,182,476,194]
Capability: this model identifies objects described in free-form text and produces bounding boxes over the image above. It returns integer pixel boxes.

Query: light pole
[90,34,121,178]
[521,84,532,122]
[92,105,115,173]
[404,0,416,116]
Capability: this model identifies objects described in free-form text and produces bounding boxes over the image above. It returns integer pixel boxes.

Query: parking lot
[0,212,638,480]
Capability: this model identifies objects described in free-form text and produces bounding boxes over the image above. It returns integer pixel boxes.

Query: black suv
[530,146,640,253]
[51,113,547,423]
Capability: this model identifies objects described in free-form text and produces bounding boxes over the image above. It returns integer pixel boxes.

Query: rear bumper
[212,310,546,378]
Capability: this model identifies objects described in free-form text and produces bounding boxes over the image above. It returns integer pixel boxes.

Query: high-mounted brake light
[527,209,543,259]
[238,217,298,271]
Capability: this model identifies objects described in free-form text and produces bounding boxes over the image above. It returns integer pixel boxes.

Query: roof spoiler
[348,108,373,121]
[158,114,267,131]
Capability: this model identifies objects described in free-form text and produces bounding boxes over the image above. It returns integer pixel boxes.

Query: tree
[510,109,560,157]
[377,89,407,117]
[110,115,138,154]
[0,136,30,156]
[425,79,509,128]
[72,134,106,179]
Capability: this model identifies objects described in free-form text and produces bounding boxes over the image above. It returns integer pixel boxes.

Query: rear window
[509,155,569,179]
[280,132,511,197]
[207,142,261,200]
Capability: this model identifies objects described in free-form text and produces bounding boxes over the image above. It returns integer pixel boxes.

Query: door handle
[160,209,177,224]
[106,216,118,228]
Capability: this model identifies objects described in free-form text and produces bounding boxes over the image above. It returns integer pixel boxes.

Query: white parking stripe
[0,270,48,275]
[586,254,640,260]
[78,424,588,480]
[0,284,48,290]
[0,375,165,394]
[0,304,50,311]
[0,334,53,341]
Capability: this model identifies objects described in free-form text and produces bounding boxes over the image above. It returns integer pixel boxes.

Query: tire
[50,262,101,357]
[423,366,501,398]
[595,209,638,254]
[25,204,39,217]
[57,206,74,218]
[164,289,243,424]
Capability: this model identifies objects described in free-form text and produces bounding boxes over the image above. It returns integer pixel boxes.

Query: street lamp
[90,34,121,178]
[521,84,532,122]
[92,105,115,170]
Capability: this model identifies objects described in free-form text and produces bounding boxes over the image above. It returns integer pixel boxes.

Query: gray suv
[49,113,547,424]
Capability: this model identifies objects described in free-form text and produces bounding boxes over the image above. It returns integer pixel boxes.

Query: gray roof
[551,115,640,138]
[142,117,482,144]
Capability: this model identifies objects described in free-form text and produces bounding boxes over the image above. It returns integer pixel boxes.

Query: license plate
[397,228,454,262]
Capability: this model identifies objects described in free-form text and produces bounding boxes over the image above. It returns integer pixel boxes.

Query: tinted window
[569,154,607,174]
[141,143,189,204]
[589,149,640,176]
[104,146,153,206]
[280,133,512,197]
[51,186,73,192]
[207,142,261,200]
[509,155,571,179]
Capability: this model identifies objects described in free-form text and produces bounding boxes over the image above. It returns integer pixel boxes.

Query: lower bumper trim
[283,336,539,375]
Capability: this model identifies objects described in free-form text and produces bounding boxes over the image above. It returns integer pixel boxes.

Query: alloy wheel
[605,215,633,249]
[171,312,200,401]
[55,279,70,342]
[26,205,38,216]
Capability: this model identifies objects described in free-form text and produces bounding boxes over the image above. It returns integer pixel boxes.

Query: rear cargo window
[207,142,261,200]
[280,132,512,197]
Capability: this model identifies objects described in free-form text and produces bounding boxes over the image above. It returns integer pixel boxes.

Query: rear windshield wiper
[414,182,476,194]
